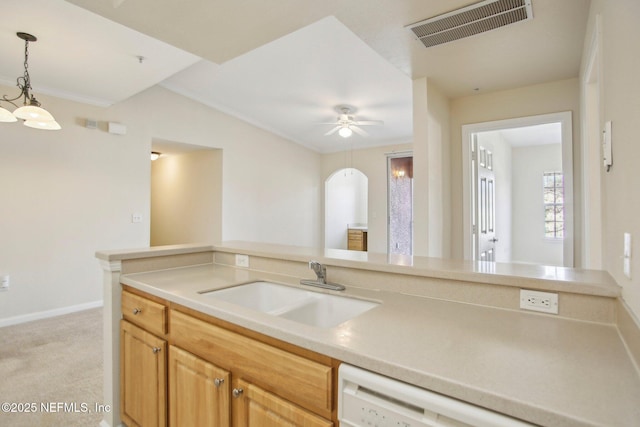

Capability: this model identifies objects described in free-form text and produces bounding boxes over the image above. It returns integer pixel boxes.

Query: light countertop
[120,262,640,427]
[97,241,621,298]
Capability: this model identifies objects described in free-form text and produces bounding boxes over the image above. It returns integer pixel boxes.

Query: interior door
[474,139,497,262]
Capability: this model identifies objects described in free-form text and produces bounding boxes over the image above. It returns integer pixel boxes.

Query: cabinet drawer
[348,230,363,240]
[170,309,333,418]
[348,240,363,251]
[122,290,167,336]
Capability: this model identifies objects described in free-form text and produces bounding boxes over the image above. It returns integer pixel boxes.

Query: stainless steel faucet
[301,261,345,291]
[309,261,326,283]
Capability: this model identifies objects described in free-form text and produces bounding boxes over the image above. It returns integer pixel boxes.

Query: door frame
[461,111,574,267]
[580,13,603,269]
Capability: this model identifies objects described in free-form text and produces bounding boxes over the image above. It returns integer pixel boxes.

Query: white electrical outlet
[131,213,143,223]
[235,254,249,268]
[520,289,558,314]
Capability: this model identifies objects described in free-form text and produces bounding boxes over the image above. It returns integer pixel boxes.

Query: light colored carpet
[0,308,104,427]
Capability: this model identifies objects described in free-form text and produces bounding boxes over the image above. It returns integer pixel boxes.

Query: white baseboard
[0,300,103,328]
[99,420,124,427]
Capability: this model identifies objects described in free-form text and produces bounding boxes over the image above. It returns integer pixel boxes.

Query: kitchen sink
[200,281,379,328]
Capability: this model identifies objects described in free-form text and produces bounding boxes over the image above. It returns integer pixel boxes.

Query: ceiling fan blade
[324,126,341,136]
[354,120,384,126]
[316,122,340,125]
[351,126,369,137]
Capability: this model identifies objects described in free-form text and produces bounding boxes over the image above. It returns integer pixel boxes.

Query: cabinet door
[121,320,167,427]
[171,310,333,417]
[169,346,230,427]
[232,379,333,427]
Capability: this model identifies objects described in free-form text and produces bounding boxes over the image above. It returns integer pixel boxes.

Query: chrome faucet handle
[302,260,345,291]
[309,261,326,282]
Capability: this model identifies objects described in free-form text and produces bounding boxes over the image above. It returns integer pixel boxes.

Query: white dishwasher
[338,364,535,427]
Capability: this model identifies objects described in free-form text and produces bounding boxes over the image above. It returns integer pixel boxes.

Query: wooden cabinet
[170,309,333,419]
[121,287,337,427]
[122,289,167,336]
[347,229,367,251]
[120,320,167,427]
[168,345,230,427]
[232,379,332,427]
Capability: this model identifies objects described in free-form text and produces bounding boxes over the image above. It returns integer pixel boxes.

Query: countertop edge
[96,243,213,261]
[212,242,621,298]
[95,241,621,298]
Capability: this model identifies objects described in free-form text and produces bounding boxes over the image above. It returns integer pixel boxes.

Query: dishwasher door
[338,364,534,427]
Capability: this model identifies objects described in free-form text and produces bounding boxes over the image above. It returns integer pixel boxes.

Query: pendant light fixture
[0,32,61,130]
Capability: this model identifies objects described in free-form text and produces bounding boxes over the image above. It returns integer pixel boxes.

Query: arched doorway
[324,168,368,250]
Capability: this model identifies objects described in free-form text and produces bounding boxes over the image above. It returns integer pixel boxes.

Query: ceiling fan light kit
[322,105,383,139]
[338,126,353,138]
[0,32,61,130]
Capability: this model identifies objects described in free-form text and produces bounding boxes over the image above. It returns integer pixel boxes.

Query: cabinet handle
[152,347,161,354]
[232,388,243,398]
[214,378,224,388]
[133,308,142,315]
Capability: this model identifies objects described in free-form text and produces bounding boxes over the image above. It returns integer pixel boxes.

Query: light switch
[624,233,631,279]
[131,213,143,223]
[624,233,631,257]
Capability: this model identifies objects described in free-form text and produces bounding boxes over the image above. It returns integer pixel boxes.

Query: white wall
[321,143,412,254]
[324,169,367,249]
[150,149,222,246]
[584,0,640,319]
[0,84,321,324]
[511,144,563,266]
[450,79,581,263]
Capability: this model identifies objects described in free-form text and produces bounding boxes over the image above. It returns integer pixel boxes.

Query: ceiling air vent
[406,0,533,48]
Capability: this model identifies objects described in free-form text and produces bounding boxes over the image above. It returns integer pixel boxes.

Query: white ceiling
[483,123,562,148]
[0,0,200,106]
[159,16,413,152]
[1,0,590,153]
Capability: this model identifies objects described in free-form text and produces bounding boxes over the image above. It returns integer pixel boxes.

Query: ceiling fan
[321,105,384,138]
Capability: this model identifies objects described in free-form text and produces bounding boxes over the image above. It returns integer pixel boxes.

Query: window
[543,172,564,239]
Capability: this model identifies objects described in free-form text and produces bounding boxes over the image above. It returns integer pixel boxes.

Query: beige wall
[584,0,640,319]
[129,86,322,247]
[151,149,222,246]
[0,84,321,323]
[0,88,149,323]
[427,80,451,258]
[449,78,582,262]
[412,78,451,258]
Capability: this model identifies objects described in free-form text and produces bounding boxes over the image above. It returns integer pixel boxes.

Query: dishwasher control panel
[338,364,534,427]
[341,391,429,426]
